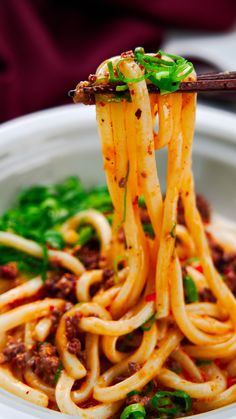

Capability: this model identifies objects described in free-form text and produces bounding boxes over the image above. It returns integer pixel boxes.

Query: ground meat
[29,342,59,384]
[102,269,114,289]
[208,234,236,294]
[65,314,85,363]
[44,272,77,303]
[199,287,216,303]
[117,227,125,244]
[178,194,211,225]
[49,307,63,334]
[126,394,151,407]
[128,362,142,374]
[0,263,18,279]
[139,207,150,224]
[1,340,28,369]
[77,240,100,270]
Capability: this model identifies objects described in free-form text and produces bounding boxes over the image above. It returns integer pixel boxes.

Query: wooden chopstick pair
[69,71,236,104]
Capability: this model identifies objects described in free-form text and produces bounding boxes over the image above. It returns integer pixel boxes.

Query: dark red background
[0,0,235,122]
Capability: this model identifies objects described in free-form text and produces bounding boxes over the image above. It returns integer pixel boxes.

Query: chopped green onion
[143,223,155,238]
[41,243,49,282]
[107,61,119,83]
[138,195,146,208]
[116,59,146,84]
[116,162,130,230]
[53,361,63,385]
[183,275,199,303]
[141,313,156,331]
[170,222,176,238]
[116,84,128,92]
[196,359,212,366]
[127,390,141,397]
[132,47,194,95]
[151,390,192,416]
[77,225,95,246]
[186,257,200,265]
[44,230,64,250]
[120,403,146,419]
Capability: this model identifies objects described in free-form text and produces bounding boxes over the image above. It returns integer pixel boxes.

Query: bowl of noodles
[0,50,236,419]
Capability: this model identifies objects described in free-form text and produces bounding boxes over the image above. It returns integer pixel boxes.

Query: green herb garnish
[183,275,199,303]
[53,361,63,385]
[120,403,146,419]
[141,313,156,331]
[196,359,212,366]
[106,47,193,96]
[0,177,113,278]
[170,222,177,238]
[127,390,141,397]
[77,225,95,247]
[41,243,49,282]
[151,390,192,416]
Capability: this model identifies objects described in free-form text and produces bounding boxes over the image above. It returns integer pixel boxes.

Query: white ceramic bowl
[0,103,235,419]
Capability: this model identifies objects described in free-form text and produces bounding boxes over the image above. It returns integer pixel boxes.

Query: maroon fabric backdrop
[0,0,235,122]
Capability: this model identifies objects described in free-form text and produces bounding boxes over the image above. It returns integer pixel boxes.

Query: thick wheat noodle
[184,333,236,359]
[171,348,203,382]
[79,300,154,336]
[61,209,112,257]
[170,256,232,345]
[182,171,236,325]
[120,61,163,238]
[0,366,48,407]
[189,314,233,334]
[72,334,100,403]
[92,284,122,306]
[24,368,55,401]
[0,231,85,275]
[108,99,148,317]
[0,276,42,310]
[56,303,110,380]
[185,302,227,320]
[194,384,236,412]
[153,94,174,150]
[0,299,64,332]
[56,370,122,418]
[95,325,158,401]
[155,93,183,317]
[158,363,226,398]
[34,317,52,342]
[93,329,182,402]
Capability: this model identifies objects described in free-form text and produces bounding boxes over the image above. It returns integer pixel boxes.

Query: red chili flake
[141,171,147,178]
[132,195,139,206]
[194,265,204,274]
[145,293,156,302]
[227,377,236,388]
[49,305,55,312]
[88,74,97,83]
[214,359,223,368]
[1,263,18,279]
[99,102,105,107]
[118,177,126,188]
[135,108,142,120]
[147,144,152,155]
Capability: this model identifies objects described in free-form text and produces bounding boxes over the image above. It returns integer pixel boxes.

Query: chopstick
[69,71,236,104]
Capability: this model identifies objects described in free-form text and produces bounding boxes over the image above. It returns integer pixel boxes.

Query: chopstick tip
[68,89,76,98]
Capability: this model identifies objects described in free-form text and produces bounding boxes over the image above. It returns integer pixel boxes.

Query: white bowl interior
[0,103,235,418]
